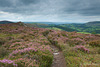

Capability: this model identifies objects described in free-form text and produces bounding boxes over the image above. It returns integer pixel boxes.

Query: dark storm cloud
[63,0,100,16]
[0,0,100,16]
[0,0,12,7]
[0,0,41,15]
[20,0,40,5]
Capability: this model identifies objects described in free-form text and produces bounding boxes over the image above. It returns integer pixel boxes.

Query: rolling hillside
[0,22,100,67]
[0,20,14,24]
[26,21,100,34]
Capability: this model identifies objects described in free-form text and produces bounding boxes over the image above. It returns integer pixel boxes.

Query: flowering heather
[0,23,100,67]
[0,59,17,67]
[74,45,89,53]
[10,42,23,48]
[71,38,86,45]
[89,40,100,47]
[9,47,37,57]
[15,58,38,67]
[39,45,52,52]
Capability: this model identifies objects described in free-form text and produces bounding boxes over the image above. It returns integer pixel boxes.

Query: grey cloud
[0,0,100,16]
[0,0,12,7]
[63,0,100,15]
[19,0,40,5]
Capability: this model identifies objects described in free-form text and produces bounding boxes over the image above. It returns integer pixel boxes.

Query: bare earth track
[51,45,67,67]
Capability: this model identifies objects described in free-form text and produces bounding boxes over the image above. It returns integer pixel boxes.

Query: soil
[51,45,67,67]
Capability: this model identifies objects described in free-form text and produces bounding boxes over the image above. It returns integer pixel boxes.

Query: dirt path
[50,45,67,67]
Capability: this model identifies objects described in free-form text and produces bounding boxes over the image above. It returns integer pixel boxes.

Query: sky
[0,0,100,23]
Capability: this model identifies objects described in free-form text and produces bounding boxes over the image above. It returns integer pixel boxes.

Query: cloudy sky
[0,0,100,23]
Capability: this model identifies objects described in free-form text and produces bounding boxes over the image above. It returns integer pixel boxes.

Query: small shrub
[42,30,49,36]
[6,36,14,40]
[98,49,100,54]
[15,58,38,67]
[11,39,24,43]
[0,38,6,46]
[71,38,86,45]
[48,39,58,45]
[39,54,53,67]
[0,47,8,58]
[74,45,89,53]
[19,34,33,41]
[65,56,82,67]
[59,44,66,50]
[0,59,17,67]
[89,40,100,47]
[64,50,78,57]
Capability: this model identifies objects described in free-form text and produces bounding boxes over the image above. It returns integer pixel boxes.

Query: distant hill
[24,22,73,25]
[26,21,100,34]
[0,20,14,24]
[60,21,100,34]
[85,21,100,26]
[25,23,49,28]
[26,23,77,32]
[86,21,100,24]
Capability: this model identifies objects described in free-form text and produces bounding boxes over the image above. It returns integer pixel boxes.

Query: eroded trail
[50,45,67,67]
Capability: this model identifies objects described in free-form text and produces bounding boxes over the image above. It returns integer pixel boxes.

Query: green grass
[62,44,100,67]
[77,32,91,34]
[46,27,62,31]
[0,33,20,38]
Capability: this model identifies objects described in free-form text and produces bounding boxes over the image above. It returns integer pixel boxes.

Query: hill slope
[0,20,14,24]
[26,21,100,34]
[86,21,100,26]
[0,23,100,67]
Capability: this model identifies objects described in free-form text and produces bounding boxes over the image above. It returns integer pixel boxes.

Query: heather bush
[64,49,78,57]
[37,52,53,67]
[19,34,34,41]
[59,44,66,50]
[48,39,58,46]
[89,40,100,47]
[0,59,17,67]
[61,31,68,37]
[74,45,89,53]
[98,49,100,54]
[42,30,49,36]
[15,58,38,67]
[9,47,38,58]
[71,38,86,45]
[10,42,22,48]
[0,47,8,58]
[67,39,75,46]
[6,36,14,40]
[10,39,24,43]
[0,38,6,46]
[65,56,81,67]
